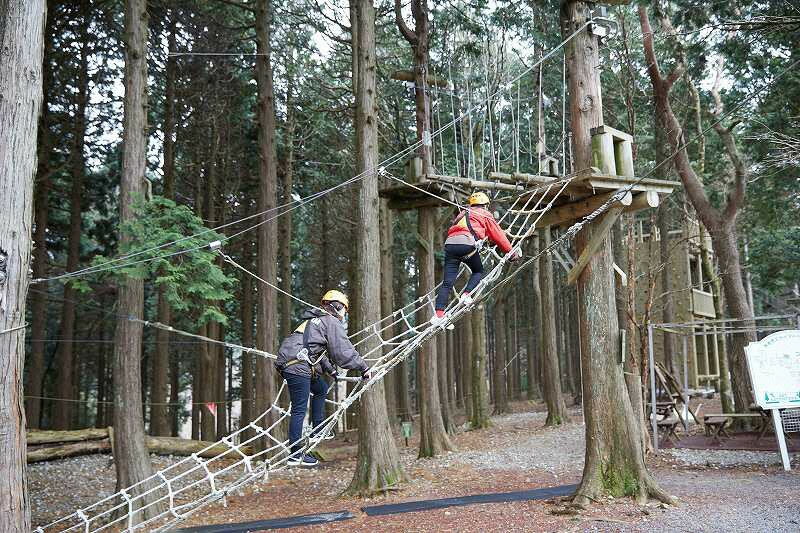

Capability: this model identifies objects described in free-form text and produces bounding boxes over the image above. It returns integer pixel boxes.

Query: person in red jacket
[432,192,520,324]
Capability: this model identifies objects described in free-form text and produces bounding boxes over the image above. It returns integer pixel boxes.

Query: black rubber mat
[178,510,355,532]
[361,484,578,516]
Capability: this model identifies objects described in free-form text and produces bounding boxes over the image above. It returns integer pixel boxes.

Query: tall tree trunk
[526,237,542,399]
[492,300,508,414]
[614,216,648,452]
[470,305,490,429]
[53,2,91,430]
[437,332,455,432]
[278,55,295,336]
[379,200,397,419]
[417,208,455,456]
[347,0,405,493]
[394,258,413,420]
[113,0,163,520]
[540,228,569,425]
[640,6,755,413]
[655,127,677,377]
[461,310,473,419]
[150,11,178,437]
[563,1,671,505]
[0,1,46,529]
[240,271,255,433]
[255,0,280,443]
[396,0,453,456]
[26,1,56,430]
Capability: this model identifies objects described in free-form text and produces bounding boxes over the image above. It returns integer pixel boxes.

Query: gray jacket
[275,308,368,378]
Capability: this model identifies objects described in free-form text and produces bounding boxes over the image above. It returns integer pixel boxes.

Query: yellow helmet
[468,191,490,206]
[322,289,349,310]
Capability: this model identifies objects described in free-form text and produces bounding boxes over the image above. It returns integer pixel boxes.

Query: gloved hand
[507,250,522,262]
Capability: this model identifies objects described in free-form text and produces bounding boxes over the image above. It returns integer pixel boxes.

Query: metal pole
[682,335,689,429]
[648,323,658,451]
[772,409,792,471]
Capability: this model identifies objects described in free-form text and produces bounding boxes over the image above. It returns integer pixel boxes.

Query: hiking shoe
[287,453,319,467]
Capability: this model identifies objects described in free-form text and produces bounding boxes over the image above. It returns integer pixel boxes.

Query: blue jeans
[284,373,330,453]
[435,243,484,311]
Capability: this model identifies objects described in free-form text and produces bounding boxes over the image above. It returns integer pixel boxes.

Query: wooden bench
[658,416,681,445]
[703,415,731,444]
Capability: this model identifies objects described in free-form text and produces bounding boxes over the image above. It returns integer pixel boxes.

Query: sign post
[745,330,800,471]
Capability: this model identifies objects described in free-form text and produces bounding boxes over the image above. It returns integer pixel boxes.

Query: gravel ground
[29,402,800,532]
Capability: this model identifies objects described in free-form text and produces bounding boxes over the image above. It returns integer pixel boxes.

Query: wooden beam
[426,174,527,193]
[487,171,557,186]
[390,69,449,89]
[624,190,660,213]
[566,205,625,285]
[537,189,632,227]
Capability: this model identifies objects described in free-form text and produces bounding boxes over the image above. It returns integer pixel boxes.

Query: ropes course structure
[37,170,585,533]
[36,16,690,533]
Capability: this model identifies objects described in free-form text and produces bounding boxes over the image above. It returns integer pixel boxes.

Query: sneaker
[287,453,319,467]
[460,293,474,306]
[429,314,455,330]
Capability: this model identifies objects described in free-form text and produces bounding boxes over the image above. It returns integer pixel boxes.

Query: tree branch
[710,60,748,220]
[638,5,721,230]
[394,0,417,45]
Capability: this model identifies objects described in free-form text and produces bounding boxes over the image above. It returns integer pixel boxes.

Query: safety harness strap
[458,209,482,259]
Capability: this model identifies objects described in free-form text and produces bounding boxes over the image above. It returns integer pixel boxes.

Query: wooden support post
[567,205,625,285]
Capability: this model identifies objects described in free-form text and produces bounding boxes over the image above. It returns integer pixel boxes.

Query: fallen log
[27,427,109,445]
[27,434,253,463]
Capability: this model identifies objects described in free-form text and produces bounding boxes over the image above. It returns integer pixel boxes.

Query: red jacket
[446,207,513,253]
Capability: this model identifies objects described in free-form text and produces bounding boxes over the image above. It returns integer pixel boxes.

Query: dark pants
[284,372,330,453]
[435,243,484,311]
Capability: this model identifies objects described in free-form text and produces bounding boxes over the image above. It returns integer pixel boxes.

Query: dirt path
[30,402,800,532]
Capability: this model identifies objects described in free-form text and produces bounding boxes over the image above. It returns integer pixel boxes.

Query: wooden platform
[380,169,679,226]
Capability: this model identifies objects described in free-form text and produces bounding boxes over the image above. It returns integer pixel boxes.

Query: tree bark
[640,6,755,412]
[150,10,178,437]
[470,305,490,429]
[26,1,56,430]
[255,0,280,444]
[347,0,405,494]
[0,1,46,529]
[112,0,163,521]
[563,1,671,506]
[540,228,569,425]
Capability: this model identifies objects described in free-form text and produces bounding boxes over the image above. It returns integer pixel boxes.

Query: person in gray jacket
[275,290,370,466]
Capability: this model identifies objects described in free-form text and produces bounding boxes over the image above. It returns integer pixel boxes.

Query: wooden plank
[537,189,631,228]
[566,205,624,285]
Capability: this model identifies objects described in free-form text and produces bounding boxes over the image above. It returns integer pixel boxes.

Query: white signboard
[745,330,800,410]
